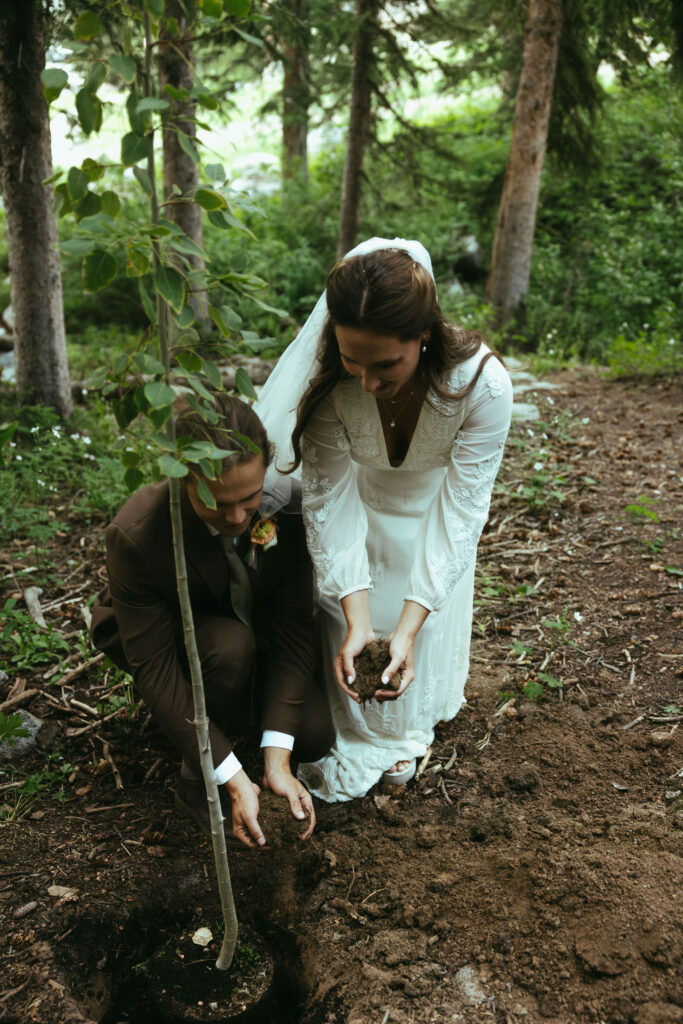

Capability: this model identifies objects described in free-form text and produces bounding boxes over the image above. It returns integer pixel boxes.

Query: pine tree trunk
[0,0,72,418]
[486,0,563,327]
[282,0,309,182]
[159,1,209,326]
[337,0,378,257]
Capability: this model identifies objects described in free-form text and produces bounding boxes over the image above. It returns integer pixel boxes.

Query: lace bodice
[301,345,513,612]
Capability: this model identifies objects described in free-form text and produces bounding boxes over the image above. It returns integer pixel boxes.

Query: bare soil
[351,639,400,703]
[1,368,682,1024]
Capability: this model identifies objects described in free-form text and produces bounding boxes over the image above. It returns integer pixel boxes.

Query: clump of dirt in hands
[258,790,309,848]
[351,639,400,702]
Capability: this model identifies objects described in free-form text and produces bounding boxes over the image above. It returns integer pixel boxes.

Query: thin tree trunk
[145,12,238,970]
[159,0,209,327]
[0,0,72,418]
[337,0,378,257]
[486,0,563,327]
[282,0,309,182]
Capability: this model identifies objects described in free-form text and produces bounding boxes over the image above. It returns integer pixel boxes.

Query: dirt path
[1,367,681,1024]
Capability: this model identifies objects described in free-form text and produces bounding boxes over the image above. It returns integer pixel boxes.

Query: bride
[254,237,513,802]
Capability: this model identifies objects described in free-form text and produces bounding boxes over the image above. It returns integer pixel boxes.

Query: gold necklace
[378,390,415,429]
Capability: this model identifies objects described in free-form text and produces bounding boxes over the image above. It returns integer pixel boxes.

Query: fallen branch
[97,735,124,790]
[52,653,105,687]
[0,688,39,713]
[23,586,47,628]
[415,746,433,780]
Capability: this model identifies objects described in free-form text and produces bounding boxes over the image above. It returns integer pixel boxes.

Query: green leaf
[136,96,171,112]
[144,380,176,409]
[59,238,95,257]
[159,454,188,478]
[201,0,223,16]
[196,93,219,111]
[162,84,190,102]
[138,278,157,322]
[207,208,254,236]
[122,25,133,54]
[100,191,122,217]
[538,673,563,688]
[202,359,223,389]
[665,566,683,576]
[86,61,107,92]
[74,191,102,220]
[42,67,68,102]
[250,295,288,317]
[187,374,214,402]
[124,467,145,492]
[126,89,151,135]
[204,163,226,183]
[81,158,106,182]
[113,394,140,430]
[145,0,165,14]
[110,54,136,84]
[133,166,153,195]
[83,250,117,292]
[234,367,257,400]
[196,475,216,510]
[67,167,89,201]
[177,132,200,164]
[223,0,251,17]
[121,132,152,167]
[150,405,173,429]
[176,306,195,328]
[522,679,544,701]
[121,450,142,469]
[74,10,103,39]
[195,187,224,211]
[232,24,262,45]
[216,304,242,330]
[75,88,99,135]
[177,351,202,373]
[154,265,184,313]
[170,234,206,260]
[126,245,151,278]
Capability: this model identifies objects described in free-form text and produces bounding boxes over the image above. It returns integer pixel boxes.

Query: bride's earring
[421,342,427,354]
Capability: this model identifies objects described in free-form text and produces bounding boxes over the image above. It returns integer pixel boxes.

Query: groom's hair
[174,391,273,472]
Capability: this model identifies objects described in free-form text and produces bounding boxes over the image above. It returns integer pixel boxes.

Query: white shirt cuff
[338,584,370,601]
[214,751,243,785]
[260,730,295,751]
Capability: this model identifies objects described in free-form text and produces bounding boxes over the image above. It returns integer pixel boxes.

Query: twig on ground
[0,688,39,713]
[97,737,124,790]
[143,757,164,783]
[85,803,134,814]
[415,746,433,780]
[443,744,458,772]
[52,653,105,687]
[66,705,131,738]
[621,715,644,731]
[439,778,453,806]
[22,586,47,628]
[69,699,99,718]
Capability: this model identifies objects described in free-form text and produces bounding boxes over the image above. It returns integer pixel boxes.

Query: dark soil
[351,639,401,702]
[144,927,273,1023]
[1,367,682,1024]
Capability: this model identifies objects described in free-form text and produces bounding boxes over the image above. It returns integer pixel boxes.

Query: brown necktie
[218,535,251,628]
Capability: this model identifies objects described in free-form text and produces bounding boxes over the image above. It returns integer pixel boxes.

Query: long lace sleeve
[405,358,513,612]
[301,392,371,601]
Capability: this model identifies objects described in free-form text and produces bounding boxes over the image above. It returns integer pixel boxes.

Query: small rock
[0,710,44,762]
[649,730,674,749]
[192,927,213,947]
[455,964,488,1005]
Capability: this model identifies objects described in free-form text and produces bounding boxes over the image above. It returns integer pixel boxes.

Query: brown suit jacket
[90,480,316,770]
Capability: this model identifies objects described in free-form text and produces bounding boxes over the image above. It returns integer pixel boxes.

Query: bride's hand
[374,631,415,702]
[334,625,376,703]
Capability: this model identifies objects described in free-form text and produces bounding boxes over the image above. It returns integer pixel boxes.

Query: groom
[90,393,333,847]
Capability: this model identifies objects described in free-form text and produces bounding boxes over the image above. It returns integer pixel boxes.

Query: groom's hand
[226,770,266,848]
[263,747,316,840]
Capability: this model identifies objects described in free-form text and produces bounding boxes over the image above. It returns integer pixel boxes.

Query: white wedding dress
[253,236,513,802]
[295,346,513,801]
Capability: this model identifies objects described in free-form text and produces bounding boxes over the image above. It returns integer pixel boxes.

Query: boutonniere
[245,516,278,566]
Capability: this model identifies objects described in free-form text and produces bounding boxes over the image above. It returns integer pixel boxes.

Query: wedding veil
[253,237,435,476]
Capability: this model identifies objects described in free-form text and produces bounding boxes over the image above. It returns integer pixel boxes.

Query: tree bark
[282,0,310,182]
[486,0,563,328]
[337,0,378,257]
[159,0,209,326]
[0,0,72,418]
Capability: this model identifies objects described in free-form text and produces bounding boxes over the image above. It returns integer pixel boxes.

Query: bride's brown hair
[289,247,497,470]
